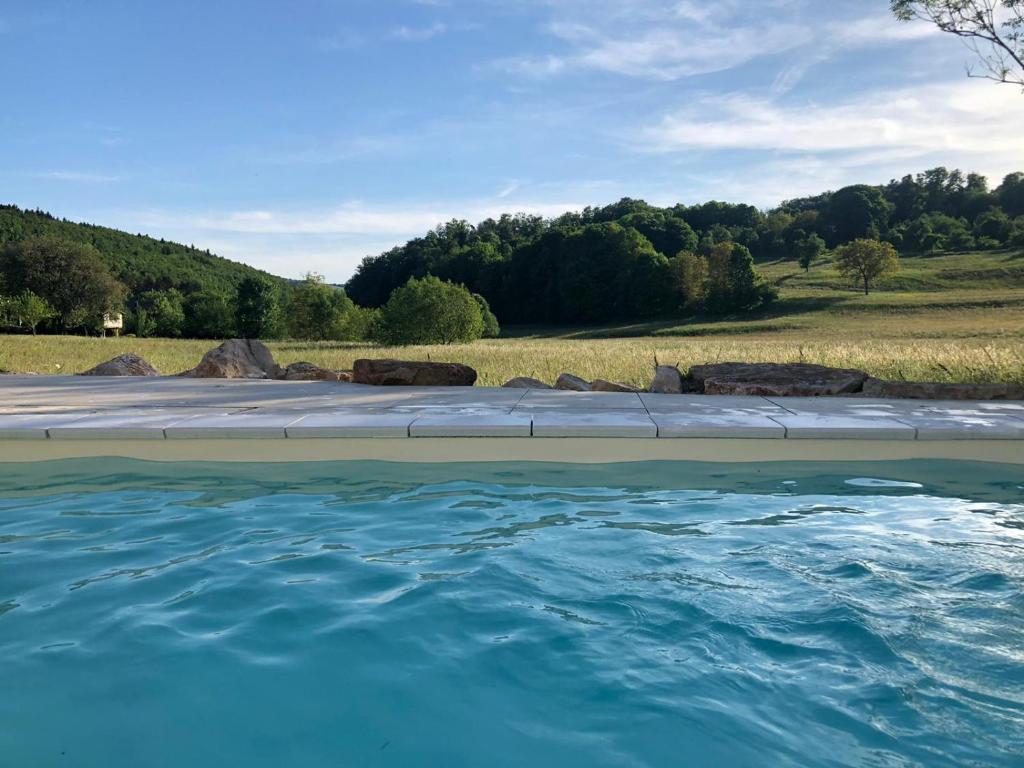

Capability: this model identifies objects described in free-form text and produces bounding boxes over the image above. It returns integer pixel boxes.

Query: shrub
[473,293,501,338]
[373,276,485,345]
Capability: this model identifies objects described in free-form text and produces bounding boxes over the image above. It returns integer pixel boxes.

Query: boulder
[183,339,285,380]
[555,373,592,391]
[862,377,1024,400]
[690,362,869,397]
[283,362,343,381]
[79,353,159,377]
[649,365,685,394]
[591,379,640,393]
[337,371,353,383]
[502,376,552,389]
[352,359,477,387]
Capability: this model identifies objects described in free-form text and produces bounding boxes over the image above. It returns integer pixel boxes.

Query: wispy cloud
[315,28,363,52]
[494,0,811,80]
[35,170,121,183]
[641,81,1024,162]
[390,22,447,42]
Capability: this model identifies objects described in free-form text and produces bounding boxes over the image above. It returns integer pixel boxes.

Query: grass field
[2,249,1022,387]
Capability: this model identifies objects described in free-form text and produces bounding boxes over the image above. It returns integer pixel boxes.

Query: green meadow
[2,249,1022,388]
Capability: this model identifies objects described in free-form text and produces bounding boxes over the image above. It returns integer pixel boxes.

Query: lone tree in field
[892,1,1024,89]
[795,233,827,273]
[833,239,900,295]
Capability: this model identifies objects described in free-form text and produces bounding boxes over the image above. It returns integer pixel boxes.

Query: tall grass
[1,334,1021,387]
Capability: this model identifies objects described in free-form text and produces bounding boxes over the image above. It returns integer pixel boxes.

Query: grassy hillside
[0,205,281,296]
[2,248,1022,386]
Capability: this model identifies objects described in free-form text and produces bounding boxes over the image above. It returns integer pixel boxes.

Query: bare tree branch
[892,0,1024,89]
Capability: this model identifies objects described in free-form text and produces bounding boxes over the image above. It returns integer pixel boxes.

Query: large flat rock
[690,362,869,397]
[863,378,1024,400]
[352,359,477,387]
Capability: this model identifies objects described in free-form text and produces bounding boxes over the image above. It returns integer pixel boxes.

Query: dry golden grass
[1,332,1021,387]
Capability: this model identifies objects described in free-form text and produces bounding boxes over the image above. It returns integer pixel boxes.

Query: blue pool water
[1,459,1022,768]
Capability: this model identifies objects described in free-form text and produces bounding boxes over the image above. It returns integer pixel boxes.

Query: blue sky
[2,0,1023,282]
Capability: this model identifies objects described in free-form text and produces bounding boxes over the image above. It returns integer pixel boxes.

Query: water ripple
[0,459,1022,767]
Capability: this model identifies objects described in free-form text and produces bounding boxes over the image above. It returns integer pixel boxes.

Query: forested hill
[346,167,1024,325]
[0,205,281,296]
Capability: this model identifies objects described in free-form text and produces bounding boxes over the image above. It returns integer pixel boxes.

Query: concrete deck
[0,376,1021,463]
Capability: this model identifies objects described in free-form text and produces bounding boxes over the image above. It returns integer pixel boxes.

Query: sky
[2,0,1023,282]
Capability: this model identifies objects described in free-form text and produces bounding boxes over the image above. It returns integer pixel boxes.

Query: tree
[824,185,895,245]
[704,242,772,313]
[6,291,55,334]
[235,275,283,339]
[183,292,236,339]
[973,207,1014,245]
[670,251,708,311]
[132,289,185,338]
[892,1,1024,89]
[997,172,1024,216]
[374,275,485,345]
[287,273,357,341]
[833,239,900,294]
[795,234,827,272]
[0,236,126,331]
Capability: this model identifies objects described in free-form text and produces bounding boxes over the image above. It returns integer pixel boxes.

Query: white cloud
[494,2,945,84]
[134,199,583,237]
[642,81,1024,161]
[107,197,587,281]
[390,22,447,41]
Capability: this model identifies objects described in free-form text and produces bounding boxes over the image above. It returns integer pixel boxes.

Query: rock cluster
[78,353,159,377]
[502,362,1022,400]
[80,343,1022,400]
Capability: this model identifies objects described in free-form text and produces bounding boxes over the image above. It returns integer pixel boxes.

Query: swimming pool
[1,459,1022,767]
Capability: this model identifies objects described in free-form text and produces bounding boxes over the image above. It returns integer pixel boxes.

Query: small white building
[102,312,124,337]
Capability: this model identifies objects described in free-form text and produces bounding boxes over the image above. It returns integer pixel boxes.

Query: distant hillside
[0,204,282,297]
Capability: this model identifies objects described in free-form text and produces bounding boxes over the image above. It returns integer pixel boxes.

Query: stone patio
[0,375,1022,443]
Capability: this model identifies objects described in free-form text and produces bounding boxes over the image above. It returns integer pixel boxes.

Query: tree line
[1,166,1022,341]
[0,236,498,345]
[346,168,1024,324]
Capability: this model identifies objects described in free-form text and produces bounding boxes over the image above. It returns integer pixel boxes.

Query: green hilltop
[0,204,281,297]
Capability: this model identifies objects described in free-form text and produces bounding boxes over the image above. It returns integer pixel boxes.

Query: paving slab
[0,412,94,439]
[46,410,236,440]
[518,390,645,410]
[769,414,917,440]
[165,412,306,439]
[531,410,657,437]
[652,412,786,439]
[640,394,788,414]
[890,409,1024,440]
[285,410,418,438]
[410,411,532,437]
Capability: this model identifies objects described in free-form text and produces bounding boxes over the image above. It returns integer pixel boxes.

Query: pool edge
[0,438,1020,465]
